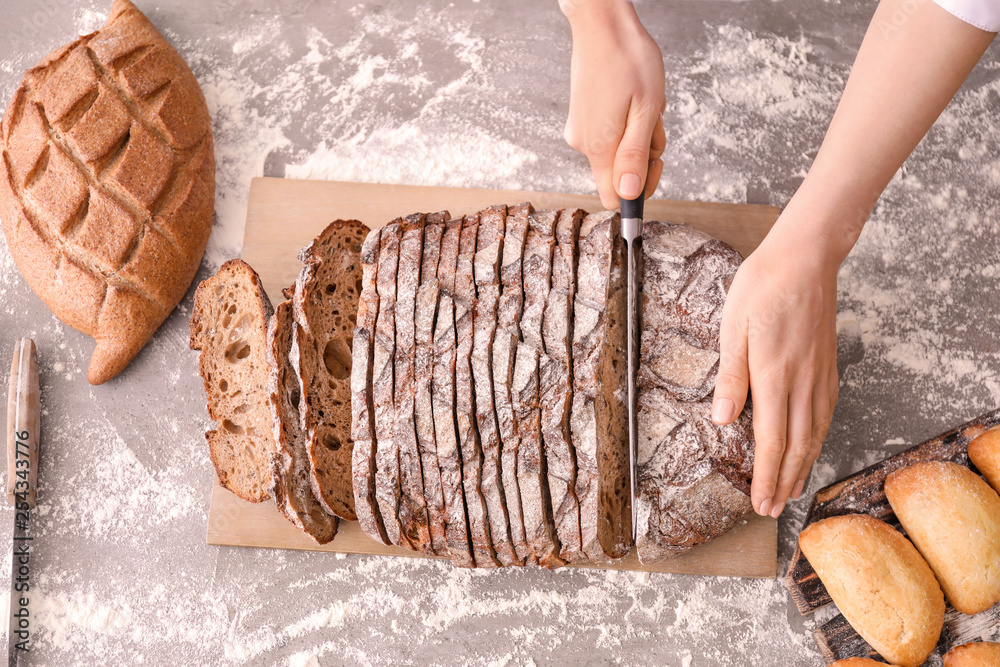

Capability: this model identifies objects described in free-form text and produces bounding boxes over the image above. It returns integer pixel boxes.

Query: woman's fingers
[748,367,789,517]
[769,379,814,517]
[613,101,663,201]
[713,303,751,426]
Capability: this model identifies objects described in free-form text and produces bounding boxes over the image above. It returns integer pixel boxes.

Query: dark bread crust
[635,221,753,564]
[1,0,214,384]
[541,208,584,563]
[352,228,390,545]
[189,259,275,503]
[516,211,564,568]
[455,213,499,567]
[372,222,408,547]
[268,301,338,544]
[495,202,532,563]
[415,213,449,556]
[473,204,520,566]
[432,219,475,567]
[292,219,369,522]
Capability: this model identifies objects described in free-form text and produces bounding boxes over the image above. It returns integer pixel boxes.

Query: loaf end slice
[291,219,370,522]
[190,259,276,503]
[268,301,338,544]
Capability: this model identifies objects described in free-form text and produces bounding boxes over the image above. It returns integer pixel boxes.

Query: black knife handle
[620,194,644,222]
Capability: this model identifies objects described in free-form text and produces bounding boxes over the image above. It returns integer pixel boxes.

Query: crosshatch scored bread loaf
[292,220,369,522]
[190,260,276,503]
[885,460,1000,615]
[1,0,214,384]
[798,514,945,667]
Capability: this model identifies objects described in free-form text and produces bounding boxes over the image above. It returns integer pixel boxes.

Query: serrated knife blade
[620,196,643,543]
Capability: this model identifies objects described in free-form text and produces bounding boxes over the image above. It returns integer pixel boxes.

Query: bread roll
[944,642,1000,667]
[832,659,900,667]
[969,426,1000,493]
[885,460,1000,615]
[798,514,944,667]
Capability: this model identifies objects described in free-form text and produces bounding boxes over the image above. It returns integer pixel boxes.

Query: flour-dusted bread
[885,461,1000,615]
[372,221,407,546]
[268,301,338,544]
[944,642,1000,667]
[455,213,499,567]
[393,214,429,552]
[190,260,275,503]
[432,218,475,567]
[831,660,900,667]
[1,0,214,384]
[351,228,390,544]
[516,210,564,568]
[472,204,520,566]
[414,214,448,556]
[572,210,630,562]
[292,220,369,522]
[635,221,753,563]
[798,514,945,667]
[541,208,585,563]
[495,202,533,564]
[969,426,1000,493]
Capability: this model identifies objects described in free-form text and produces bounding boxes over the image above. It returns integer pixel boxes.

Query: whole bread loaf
[798,514,944,667]
[944,642,1000,667]
[635,221,753,564]
[885,461,1000,615]
[969,426,1000,493]
[1,0,214,384]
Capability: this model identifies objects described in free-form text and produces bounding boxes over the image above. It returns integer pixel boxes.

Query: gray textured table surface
[1,0,998,665]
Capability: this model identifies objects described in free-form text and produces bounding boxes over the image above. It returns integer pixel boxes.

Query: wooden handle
[6,339,39,509]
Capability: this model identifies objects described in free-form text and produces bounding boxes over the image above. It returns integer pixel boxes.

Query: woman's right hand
[561,0,666,209]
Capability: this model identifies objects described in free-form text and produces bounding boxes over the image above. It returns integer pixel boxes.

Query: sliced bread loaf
[571,211,630,561]
[190,259,275,503]
[269,300,338,544]
[292,220,369,522]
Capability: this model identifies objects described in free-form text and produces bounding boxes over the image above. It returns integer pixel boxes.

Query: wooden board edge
[206,478,778,578]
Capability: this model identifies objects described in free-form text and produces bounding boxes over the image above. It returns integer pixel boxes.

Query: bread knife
[6,339,39,667]
[620,195,643,543]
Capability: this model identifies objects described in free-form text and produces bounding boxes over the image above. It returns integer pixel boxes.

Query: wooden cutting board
[785,408,1000,662]
[205,177,781,577]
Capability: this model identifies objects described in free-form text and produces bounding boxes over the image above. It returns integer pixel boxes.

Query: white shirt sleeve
[934,0,1000,32]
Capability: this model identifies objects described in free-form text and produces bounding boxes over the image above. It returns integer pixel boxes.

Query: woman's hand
[561,0,666,209]
[711,210,841,519]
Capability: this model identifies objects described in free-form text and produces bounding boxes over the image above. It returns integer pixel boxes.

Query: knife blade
[620,195,643,543]
[6,339,39,667]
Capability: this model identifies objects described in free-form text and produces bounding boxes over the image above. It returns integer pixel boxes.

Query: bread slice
[516,211,564,567]
[189,259,276,503]
[885,461,1000,615]
[969,426,1000,493]
[268,301,338,544]
[291,220,369,522]
[798,514,944,667]
[540,208,584,563]
[472,204,520,566]
[351,227,390,545]
[372,221,408,547]
[572,211,630,561]
[415,214,448,556]
[432,218,475,567]
[494,202,533,563]
[394,213,430,552]
[455,213,499,567]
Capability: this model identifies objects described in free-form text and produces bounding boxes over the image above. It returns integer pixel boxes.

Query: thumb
[713,309,750,425]
[613,102,660,200]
